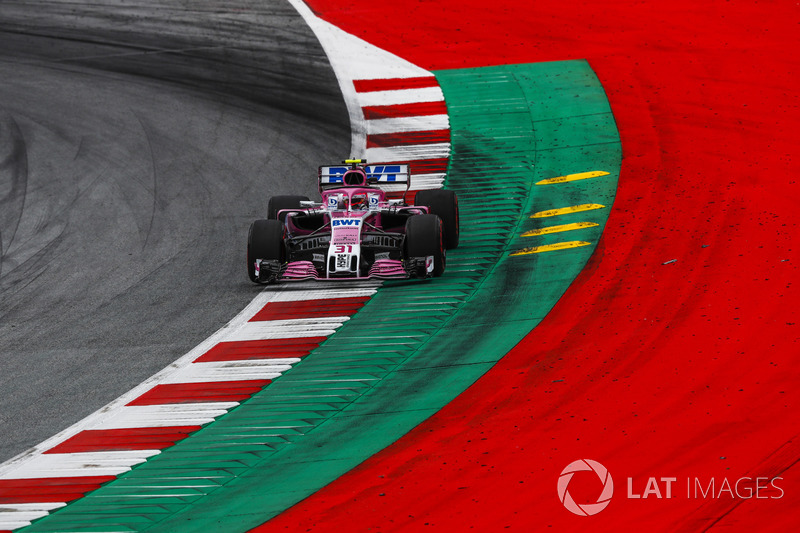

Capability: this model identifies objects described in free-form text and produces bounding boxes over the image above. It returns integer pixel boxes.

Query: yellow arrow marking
[521,221,599,237]
[536,170,610,185]
[510,241,592,256]
[531,203,606,218]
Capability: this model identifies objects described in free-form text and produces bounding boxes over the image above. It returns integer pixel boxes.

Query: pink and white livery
[247,160,459,283]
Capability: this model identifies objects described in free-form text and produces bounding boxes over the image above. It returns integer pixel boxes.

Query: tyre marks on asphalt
[0,114,29,283]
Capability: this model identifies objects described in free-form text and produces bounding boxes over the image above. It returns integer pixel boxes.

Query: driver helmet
[351,194,368,210]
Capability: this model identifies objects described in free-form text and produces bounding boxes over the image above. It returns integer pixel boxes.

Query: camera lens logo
[558,459,614,516]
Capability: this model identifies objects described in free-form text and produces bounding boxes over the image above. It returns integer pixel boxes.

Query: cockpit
[325,191,371,211]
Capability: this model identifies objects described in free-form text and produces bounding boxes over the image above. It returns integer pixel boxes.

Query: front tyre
[405,214,445,277]
[415,189,459,249]
[247,219,284,283]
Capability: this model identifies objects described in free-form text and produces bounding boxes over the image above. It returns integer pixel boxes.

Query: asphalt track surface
[0,0,348,463]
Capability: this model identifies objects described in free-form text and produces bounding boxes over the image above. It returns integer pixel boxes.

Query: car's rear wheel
[267,195,310,221]
[415,189,459,249]
[247,219,284,282]
[405,214,445,277]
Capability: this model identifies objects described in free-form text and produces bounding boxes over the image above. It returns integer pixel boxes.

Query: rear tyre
[247,219,284,282]
[405,214,445,277]
[415,189,459,249]
[267,195,310,221]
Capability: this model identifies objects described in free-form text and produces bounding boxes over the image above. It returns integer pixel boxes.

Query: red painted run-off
[259,0,800,531]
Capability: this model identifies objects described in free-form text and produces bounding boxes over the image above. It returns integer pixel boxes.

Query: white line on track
[367,115,450,135]
[366,143,451,163]
[357,87,445,107]
[1,450,162,480]
[95,404,240,429]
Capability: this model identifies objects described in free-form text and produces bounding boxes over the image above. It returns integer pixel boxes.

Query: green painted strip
[22,60,620,532]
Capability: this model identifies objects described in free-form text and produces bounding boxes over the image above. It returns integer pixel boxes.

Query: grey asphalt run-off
[0,0,350,462]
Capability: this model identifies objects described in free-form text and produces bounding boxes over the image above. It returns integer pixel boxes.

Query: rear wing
[319,164,410,189]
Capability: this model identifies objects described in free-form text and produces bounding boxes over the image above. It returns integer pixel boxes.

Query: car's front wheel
[414,189,459,249]
[405,214,445,277]
[247,219,284,283]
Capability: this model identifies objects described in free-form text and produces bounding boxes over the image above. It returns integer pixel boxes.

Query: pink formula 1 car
[247,160,459,283]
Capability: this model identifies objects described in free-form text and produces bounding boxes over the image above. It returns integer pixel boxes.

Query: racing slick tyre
[405,214,445,277]
[415,189,459,249]
[247,219,284,282]
[267,195,310,221]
